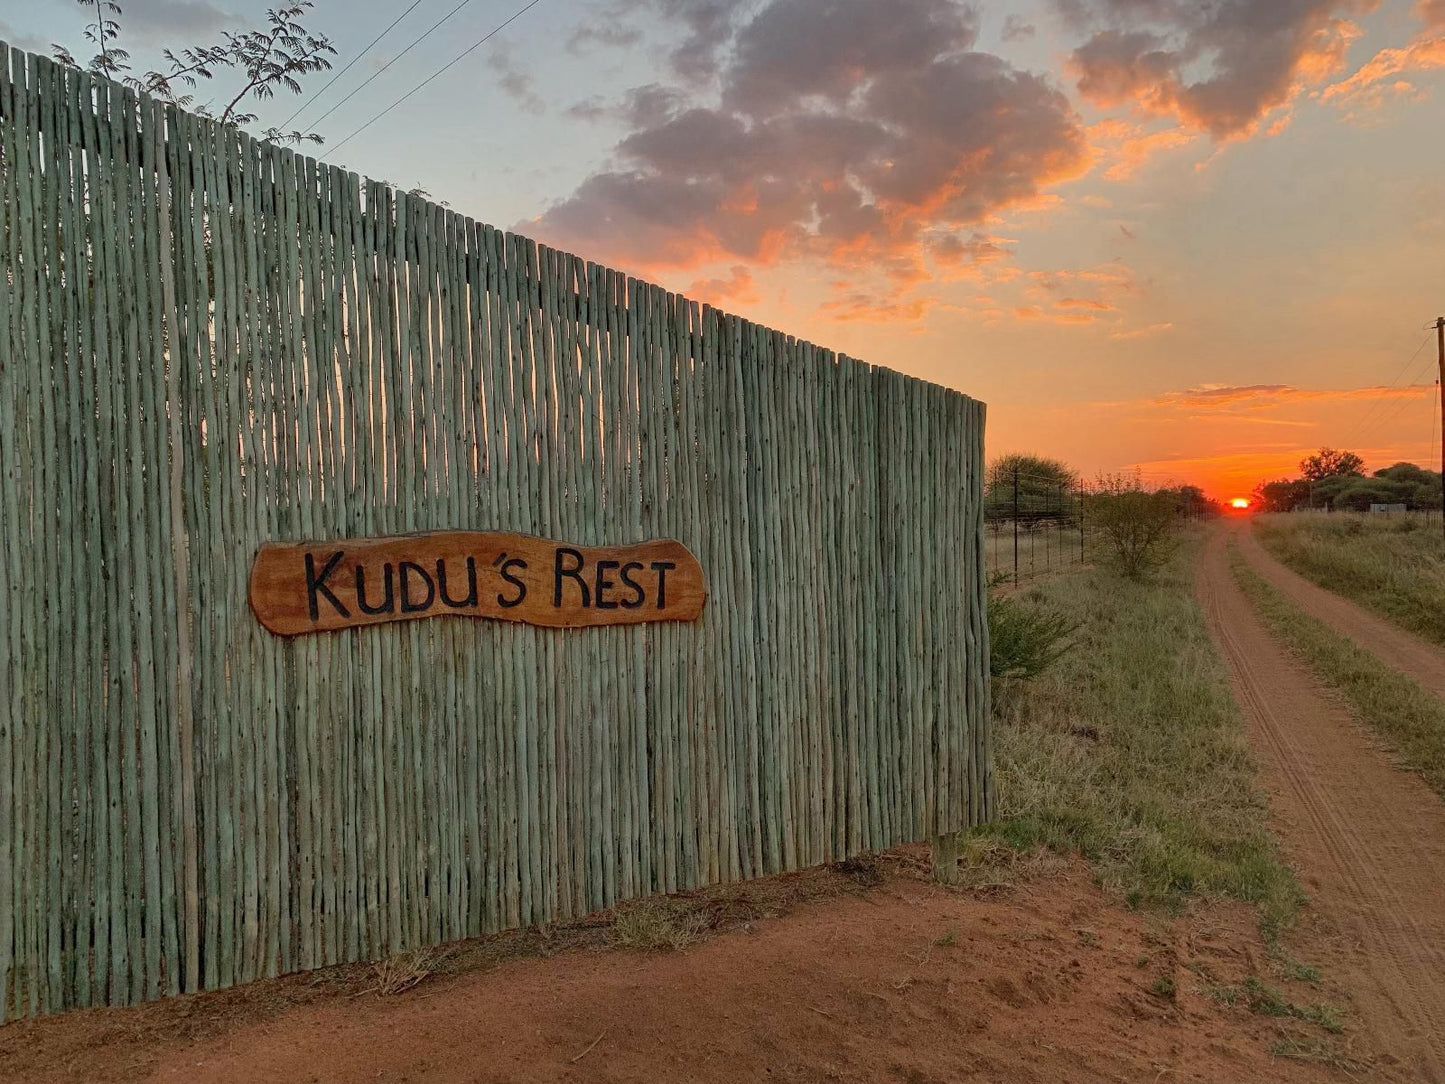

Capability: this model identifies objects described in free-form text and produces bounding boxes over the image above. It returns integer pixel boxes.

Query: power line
[1342,330,1434,450]
[304,0,479,136]
[1353,349,1437,452]
[1340,333,1433,448]
[325,0,548,157]
[279,0,429,131]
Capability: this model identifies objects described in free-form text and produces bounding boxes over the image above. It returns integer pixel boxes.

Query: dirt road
[1198,523,1445,1081]
[1235,522,1445,699]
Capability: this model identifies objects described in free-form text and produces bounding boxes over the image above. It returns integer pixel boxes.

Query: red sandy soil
[1237,520,1445,699]
[0,850,1378,1084]
[1201,522,1445,1081]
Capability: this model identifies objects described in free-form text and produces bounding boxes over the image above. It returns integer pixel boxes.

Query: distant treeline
[984,454,1221,520]
[1254,450,1444,513]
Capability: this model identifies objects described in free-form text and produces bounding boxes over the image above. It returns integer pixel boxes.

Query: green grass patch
[1208,977,1345,1033]
[971,540,1301,935]
[1231,548,1445,799]
[988,592,1079,680]
[1254,513,1445,646]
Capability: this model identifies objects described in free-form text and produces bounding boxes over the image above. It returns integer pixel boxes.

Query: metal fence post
[1013,468,1020,587]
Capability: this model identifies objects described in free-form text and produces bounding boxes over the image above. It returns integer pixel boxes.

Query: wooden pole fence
[0,44,992,1017]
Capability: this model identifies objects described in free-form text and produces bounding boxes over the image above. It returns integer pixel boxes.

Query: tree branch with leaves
[52,1,336,145]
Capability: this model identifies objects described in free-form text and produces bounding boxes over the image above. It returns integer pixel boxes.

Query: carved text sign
[250,531,707,637]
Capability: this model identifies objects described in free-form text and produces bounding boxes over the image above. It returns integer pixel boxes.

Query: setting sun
[1231,499,1251,510]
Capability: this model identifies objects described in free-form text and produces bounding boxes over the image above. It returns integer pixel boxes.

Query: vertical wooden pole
[1436,316,1443,548]
[931,833,959,885]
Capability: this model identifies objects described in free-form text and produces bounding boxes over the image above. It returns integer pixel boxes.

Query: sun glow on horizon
[1231,498,1251,510]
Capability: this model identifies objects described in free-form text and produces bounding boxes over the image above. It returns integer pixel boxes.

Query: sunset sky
[10,0,1445,497]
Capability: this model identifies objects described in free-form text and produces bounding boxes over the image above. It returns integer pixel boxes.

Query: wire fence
[984,470,1087,586]
[983,469,1215,586]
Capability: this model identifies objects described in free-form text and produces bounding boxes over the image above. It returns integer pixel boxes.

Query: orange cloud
[1011,305,1097,324]
[1067,2,1374,140]
[989,262,1141,328]
[1321,34,1445,114]
[529,0,1091,280]
[1089,119,1198,180]
[686,265,760,308]
[818,291,936,324]
[1057,297,1114,311]
[1109,322,1174,341]
[1153,383,1436,408]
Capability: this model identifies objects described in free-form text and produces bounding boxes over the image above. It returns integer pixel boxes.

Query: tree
[1374,462,1435,485]
[1300,447,1365,482]
[1252,478,1311,513]
[986,454,1077,521]
[1158,484,1218,519]
[51,1,335,145]
[1088,474,1181,580]
[1328,478,1412,512]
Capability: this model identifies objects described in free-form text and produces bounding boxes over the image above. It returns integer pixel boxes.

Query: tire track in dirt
[1197,526,1445,1082]
[1236,522,1445,700]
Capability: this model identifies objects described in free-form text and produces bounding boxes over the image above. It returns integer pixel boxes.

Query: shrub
[988,591,1078,681]
[1089,476,1181,579]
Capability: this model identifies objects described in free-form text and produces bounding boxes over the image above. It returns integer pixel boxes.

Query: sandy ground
[1237,521,1445,699]
[1200,522,1445,1081]
[0,852,1375,1084]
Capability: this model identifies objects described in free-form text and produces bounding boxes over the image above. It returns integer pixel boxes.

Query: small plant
[1242,976,1291,1016]
[1088,475,1181,580]
[1150,976,1176,1000]
[1135,954,1150,969]
[366,949,439,996]
[935,929,957,947]
[1269,1037,1365,1071]
[1293,963,1321,984]
[1209,977,1345,1033]
[988,592,1079,681]
[1206,983,1241,1007]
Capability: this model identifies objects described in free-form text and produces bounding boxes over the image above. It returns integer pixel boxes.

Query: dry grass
[362,950,441,997]
[1254,513,1445,646]
[972,537,1302,935]
[1268,1036,1370,1075]
[1232,548,1445,800]
[608,900,713,952]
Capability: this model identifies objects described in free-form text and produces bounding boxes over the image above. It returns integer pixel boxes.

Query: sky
[9,0,1445,499]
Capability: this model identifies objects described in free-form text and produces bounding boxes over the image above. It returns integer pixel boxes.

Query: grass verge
[1253,513,1445,646]
[1206,976,1343,1033]
[1231,547,1445,799]
[968,538,1301,935]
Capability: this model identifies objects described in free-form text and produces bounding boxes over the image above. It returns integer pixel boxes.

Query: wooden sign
[249,531,707,637]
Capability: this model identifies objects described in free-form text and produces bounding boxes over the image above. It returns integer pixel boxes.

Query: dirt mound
[0,852,1374,1083]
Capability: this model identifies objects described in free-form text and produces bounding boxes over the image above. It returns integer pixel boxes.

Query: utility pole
[1438,316,1444,546]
